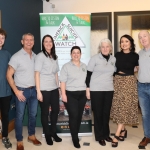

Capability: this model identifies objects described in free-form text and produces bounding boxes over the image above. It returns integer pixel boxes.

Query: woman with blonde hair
[86,38,116,146]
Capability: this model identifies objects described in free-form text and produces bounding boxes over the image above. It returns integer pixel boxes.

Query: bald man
[138,30,150,147]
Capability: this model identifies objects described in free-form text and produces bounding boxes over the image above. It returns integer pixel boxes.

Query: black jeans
[40,89,59,136]
[91,91,113,140]
[64,90,87,140]
[0,95,11,137]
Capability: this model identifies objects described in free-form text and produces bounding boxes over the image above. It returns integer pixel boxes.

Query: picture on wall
[91,12,112,56]
[114,11,150,53]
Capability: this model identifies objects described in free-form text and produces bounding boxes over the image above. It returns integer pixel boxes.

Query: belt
[17,86,35,89]
[27,86,34,89]
[138,82,150,84]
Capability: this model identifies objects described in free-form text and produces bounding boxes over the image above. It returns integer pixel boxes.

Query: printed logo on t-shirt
[82,68,85,72]
[111,62,114,66]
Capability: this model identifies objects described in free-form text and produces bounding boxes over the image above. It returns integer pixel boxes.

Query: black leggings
[91,91,113,140]
[0,95,11,137]
[40,89,59,136]
[64,90,87,140]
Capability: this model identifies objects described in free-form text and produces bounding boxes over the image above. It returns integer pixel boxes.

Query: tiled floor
[0,114,150,150]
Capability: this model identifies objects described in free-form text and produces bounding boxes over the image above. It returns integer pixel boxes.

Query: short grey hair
[22,33,34,40]
[98,38,113,54]
[138,30,150,39]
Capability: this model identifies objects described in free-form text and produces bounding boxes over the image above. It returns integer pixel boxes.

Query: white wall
[43,0,150,13]
[43,0,150,54]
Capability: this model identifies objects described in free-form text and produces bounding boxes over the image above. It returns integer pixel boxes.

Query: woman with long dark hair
[111,34,139,147]
[35,35,62,145]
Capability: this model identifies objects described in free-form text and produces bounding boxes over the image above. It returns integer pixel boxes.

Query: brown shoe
[139,137,150,147]
[28,135,42,146]
[17,142,24,150]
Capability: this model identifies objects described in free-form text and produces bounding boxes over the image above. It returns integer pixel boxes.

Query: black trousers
[91,91,113,140]
[40,89,59,136]
[0,95,11,137]
[64,90,87,140]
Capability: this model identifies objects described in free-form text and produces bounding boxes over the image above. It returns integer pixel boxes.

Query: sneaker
[2,137,12,149]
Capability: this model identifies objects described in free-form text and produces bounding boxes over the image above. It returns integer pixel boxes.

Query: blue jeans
[15,87,38,141]
[138,82,150,138]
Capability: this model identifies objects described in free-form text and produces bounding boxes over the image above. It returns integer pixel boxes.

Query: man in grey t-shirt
[7,33,41,150]
[138,30,150,148]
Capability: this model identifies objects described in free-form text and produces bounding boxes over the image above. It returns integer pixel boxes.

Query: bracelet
[58,87,61,89]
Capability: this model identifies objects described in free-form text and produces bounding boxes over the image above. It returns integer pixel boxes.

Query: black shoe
[99,140,106,146]
[45,135,53,145]
[72,139,80,148]
[105,137,112,142]
[51,134,62,142]
[112,135,120,147]
[120,129,127,139]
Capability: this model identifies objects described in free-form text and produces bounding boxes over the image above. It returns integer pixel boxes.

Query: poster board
[39,13,92,136]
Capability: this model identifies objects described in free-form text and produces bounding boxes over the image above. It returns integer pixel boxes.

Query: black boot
[51,134,62,142]
[72,138,80,148]
[45,134,53,145]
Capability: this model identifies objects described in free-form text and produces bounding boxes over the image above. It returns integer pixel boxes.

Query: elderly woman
[86,39,116,146]
[59,46,87,149]
[111,34,139,147]
[35,35,62,145]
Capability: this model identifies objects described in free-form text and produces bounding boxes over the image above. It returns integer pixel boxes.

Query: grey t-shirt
[87,53,116,91]
[35,52,59,91]
[8,48,36,88]
[138,49,150,83]
[59,61,87,91]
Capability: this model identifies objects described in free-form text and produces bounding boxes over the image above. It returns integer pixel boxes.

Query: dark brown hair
[42,34,57,60]
[120,34,135,52]
[71,46,81,54]
[0,28,7,38]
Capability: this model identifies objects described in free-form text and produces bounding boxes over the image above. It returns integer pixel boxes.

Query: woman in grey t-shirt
[59,46,87,148]
[35,35,62,145]
[86,39,116,146]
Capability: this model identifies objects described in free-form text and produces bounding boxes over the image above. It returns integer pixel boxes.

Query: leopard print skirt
[110,75,139,125]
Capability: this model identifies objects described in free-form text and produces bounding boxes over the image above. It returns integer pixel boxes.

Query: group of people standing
[87,31,150,149]
[0,27,150,150]
[85,34,139,147]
